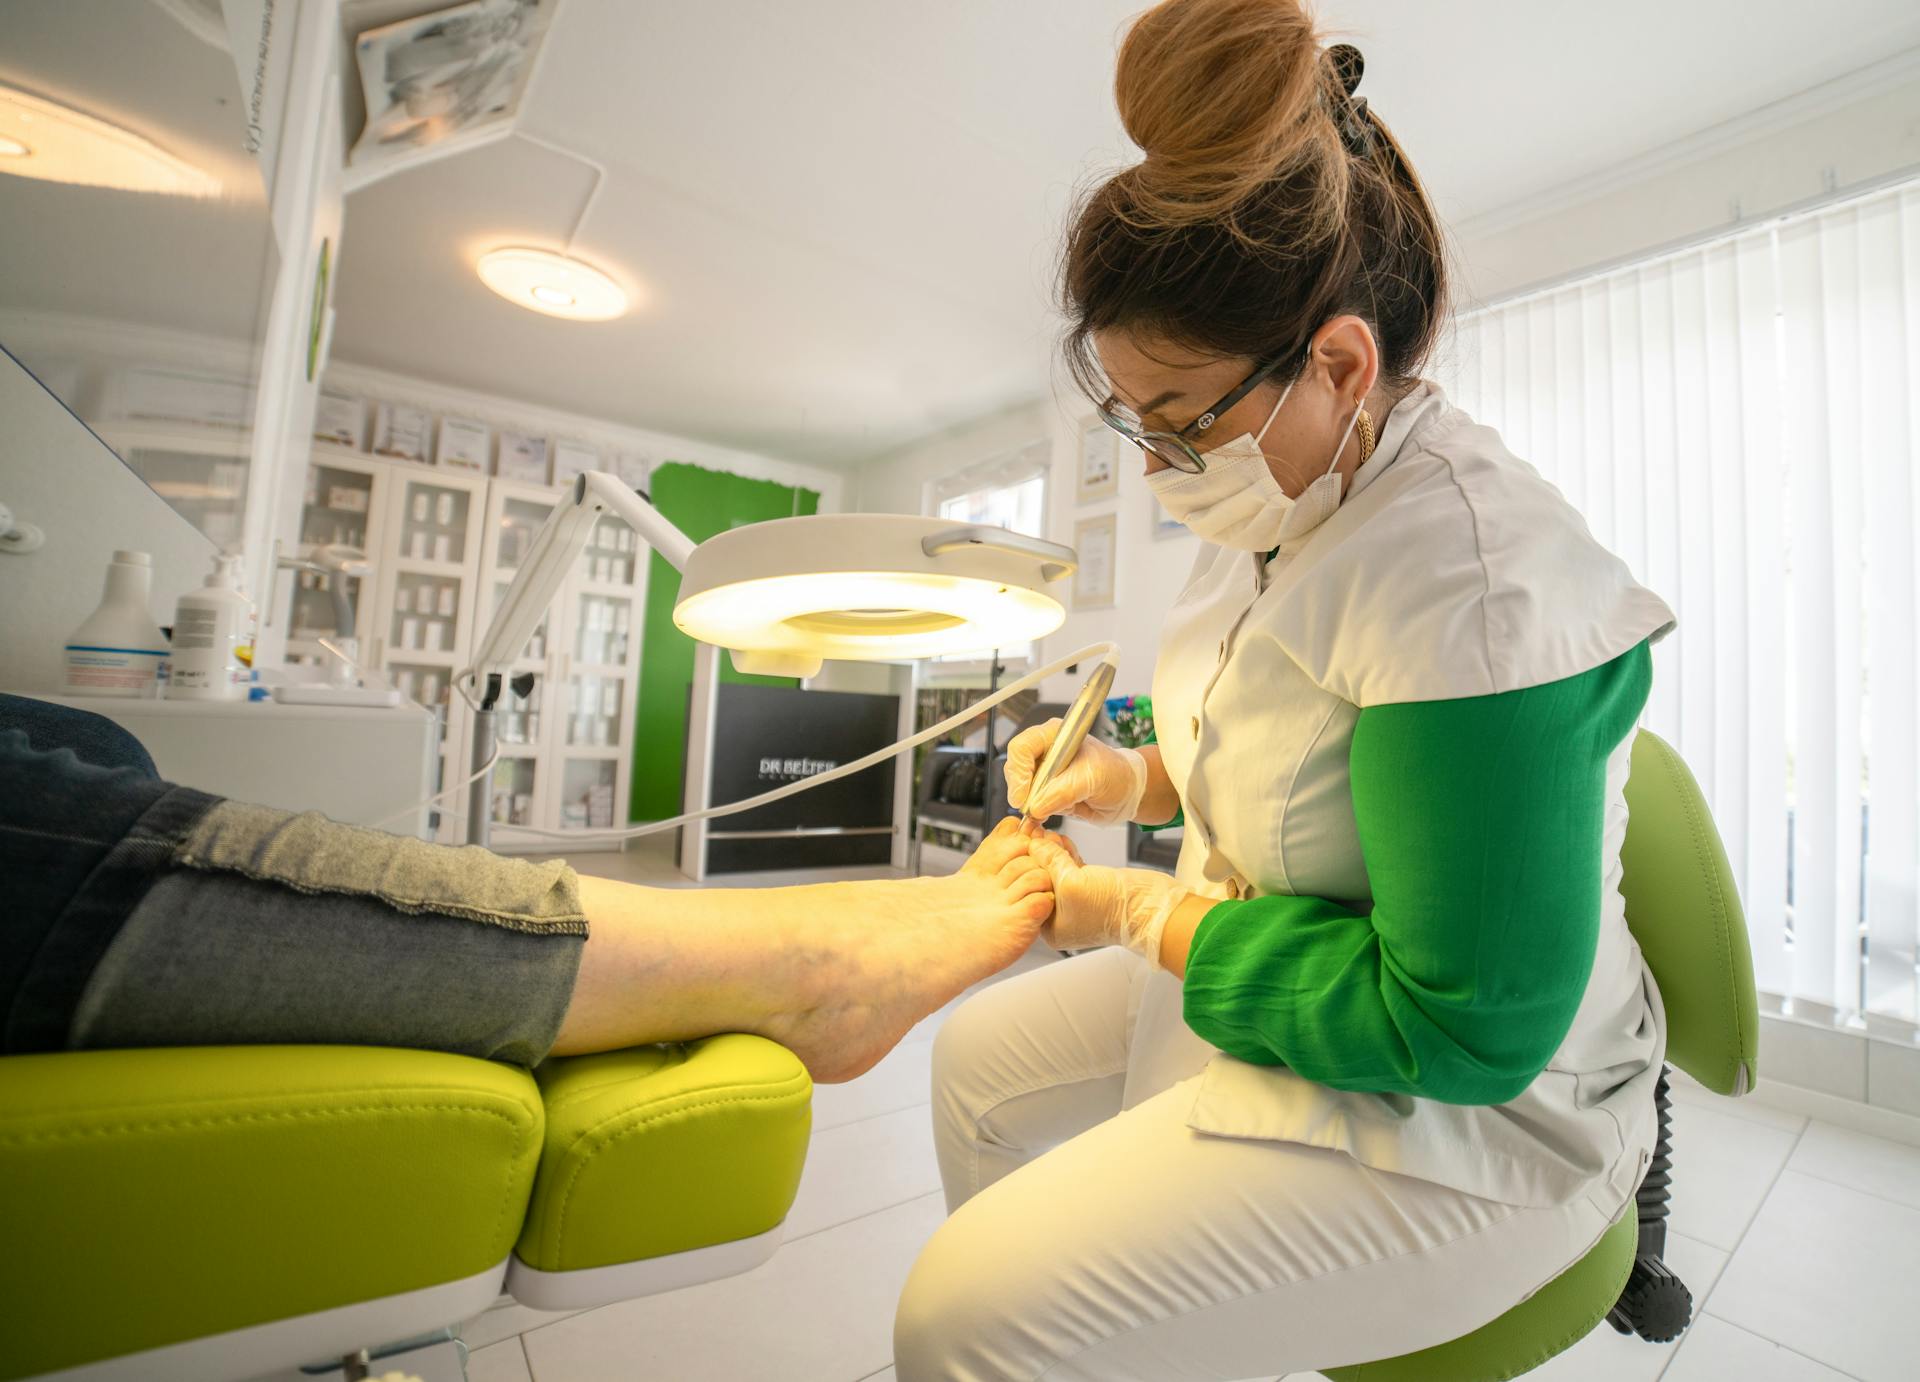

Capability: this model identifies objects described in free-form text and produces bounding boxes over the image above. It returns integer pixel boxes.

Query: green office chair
[0,1033,811,1381]
[1323,730,1760,1381]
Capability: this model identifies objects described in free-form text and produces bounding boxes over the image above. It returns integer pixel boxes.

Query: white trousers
[894,949,1616,1382]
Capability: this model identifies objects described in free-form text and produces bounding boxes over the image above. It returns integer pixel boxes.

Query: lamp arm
[581,470,694,569]
[921,525,1077,583]
[471,471,695,680]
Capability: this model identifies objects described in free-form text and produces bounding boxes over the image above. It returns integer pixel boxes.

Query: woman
[894,2,1675,1378]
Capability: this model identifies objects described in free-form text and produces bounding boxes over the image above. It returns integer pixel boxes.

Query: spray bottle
[63,550,170,698]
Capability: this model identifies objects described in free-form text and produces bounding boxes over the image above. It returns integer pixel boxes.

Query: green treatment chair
[1323,729,1760,1381]
[0,1033,811,1381]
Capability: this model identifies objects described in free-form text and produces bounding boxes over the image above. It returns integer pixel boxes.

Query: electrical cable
[367,668,497,830]
[368,641,1119,842]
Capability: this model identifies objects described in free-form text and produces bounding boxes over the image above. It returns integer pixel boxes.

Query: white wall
[0,349,214,693]
[1452,51,1920,306]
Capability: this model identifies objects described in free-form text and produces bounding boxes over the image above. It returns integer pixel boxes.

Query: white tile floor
[461,864,1920,1382]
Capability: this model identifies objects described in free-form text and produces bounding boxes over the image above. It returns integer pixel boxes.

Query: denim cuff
[5,779,220,1053]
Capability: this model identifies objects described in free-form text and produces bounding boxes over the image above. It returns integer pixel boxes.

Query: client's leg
[11,703,1050,1078]
[555,817,1054,1080]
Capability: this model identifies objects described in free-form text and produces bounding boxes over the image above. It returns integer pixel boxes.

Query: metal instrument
[1021,658,1116,824]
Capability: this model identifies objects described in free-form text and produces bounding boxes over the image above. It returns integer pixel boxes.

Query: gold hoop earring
[1356,407,1376,464]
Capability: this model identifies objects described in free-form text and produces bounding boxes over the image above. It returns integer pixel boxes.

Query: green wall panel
[631,463,820,821]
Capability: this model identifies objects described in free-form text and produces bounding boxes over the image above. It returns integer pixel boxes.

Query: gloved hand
[1005,719,1148,825]
[1025,831,1189,963]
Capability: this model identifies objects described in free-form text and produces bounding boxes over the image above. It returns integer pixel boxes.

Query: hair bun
[1113,0,1345,227]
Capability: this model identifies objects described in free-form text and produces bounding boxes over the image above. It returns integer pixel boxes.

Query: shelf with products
[285,451,388,669]
[470,479,646,851]
[288,450,646,848]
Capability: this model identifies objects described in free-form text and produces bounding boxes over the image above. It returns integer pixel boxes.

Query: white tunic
[1129,383,1677,1211]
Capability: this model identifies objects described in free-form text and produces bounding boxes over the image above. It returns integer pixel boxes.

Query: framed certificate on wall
[1072,511,1117,609]
[371,402,431,463]
[496,430,551,484]
[552,439,601,486]
[1076,416,1119,504]
[435,415,489,471]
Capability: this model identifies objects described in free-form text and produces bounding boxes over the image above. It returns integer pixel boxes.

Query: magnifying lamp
[463,471,1077,846]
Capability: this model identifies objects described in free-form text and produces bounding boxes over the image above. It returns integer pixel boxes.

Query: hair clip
[1324,43,1375,156]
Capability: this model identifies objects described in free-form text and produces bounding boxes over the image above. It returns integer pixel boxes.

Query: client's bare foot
[759,818,1053,1082]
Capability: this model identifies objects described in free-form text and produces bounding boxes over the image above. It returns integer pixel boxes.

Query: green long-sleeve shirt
[1180,639,1652,1107]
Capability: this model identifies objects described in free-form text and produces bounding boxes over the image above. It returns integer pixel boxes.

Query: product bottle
[63,550,170,698]
[166,553,254,701]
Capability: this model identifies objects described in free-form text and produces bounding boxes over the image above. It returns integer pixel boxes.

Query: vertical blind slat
[1779,218,1843,1006]
[1670,251,1717,790]
[1735,227,1792,996]
[1439,180,1917,1019]
[1820,213,1868,1008]
[1862,191,1919,1022]
[1703,243,1750,894]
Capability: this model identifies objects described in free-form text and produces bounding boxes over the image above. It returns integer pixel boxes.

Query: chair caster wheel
[1607,1256,1692,1343]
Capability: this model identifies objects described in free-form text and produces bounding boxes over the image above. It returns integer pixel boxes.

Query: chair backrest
[1619,730,1760,1096]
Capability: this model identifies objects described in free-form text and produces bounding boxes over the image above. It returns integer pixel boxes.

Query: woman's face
[1093,316,1381,497]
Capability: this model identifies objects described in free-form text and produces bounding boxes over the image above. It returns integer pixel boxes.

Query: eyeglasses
[1096,354,1291,474]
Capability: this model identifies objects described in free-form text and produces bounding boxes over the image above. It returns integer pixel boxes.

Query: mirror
[0,0,279,550]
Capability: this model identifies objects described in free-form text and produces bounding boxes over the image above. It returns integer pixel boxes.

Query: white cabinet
[368,465,489,842]
[289,447,388,659]
[290,451,645,848]
[472,480,645,850]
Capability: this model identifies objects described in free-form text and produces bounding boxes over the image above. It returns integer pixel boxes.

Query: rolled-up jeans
[0,695,585,1064]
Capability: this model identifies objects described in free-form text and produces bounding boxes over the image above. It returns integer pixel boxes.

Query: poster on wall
[552,439,600,487]
[436,415,489,471]
[313,392,366,449]
[1076,416,1119,504]
[496,429,551,484]
[1072,512,1117,609]
[371,402,432,463]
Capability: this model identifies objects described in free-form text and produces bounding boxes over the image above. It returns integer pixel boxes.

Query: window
[1435,177,1919,1025]
[927,440,1050,667]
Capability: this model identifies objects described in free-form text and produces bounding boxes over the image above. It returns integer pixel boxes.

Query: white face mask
[1145,369,1364,552]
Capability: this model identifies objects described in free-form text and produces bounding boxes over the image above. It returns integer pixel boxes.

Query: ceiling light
[0,85,220,196]
[477,247,627,321]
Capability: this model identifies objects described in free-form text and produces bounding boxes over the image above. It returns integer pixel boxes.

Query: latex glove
[1005,718,1148,825]
[1026,832,1188,963]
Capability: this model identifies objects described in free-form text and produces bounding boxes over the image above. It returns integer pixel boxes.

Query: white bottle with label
[63,550,171,698]
[167,553,254,701]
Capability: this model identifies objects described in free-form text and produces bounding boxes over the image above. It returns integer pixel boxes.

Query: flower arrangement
[1104,694,1156,749]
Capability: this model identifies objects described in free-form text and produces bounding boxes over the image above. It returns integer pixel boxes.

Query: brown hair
[1061,0,1447,400]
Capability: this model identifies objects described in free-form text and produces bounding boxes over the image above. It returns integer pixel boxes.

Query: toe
[1006,866,1051,900]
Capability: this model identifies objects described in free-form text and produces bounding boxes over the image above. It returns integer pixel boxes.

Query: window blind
[1436,179,1920,1024]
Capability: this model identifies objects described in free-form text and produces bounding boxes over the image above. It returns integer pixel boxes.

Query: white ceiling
[14,1,1914,471]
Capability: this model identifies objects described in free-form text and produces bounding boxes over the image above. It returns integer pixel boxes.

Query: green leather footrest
[0,1045,543,1381]
[514,1033,812,1274]
[1322,1208,1636,1381]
